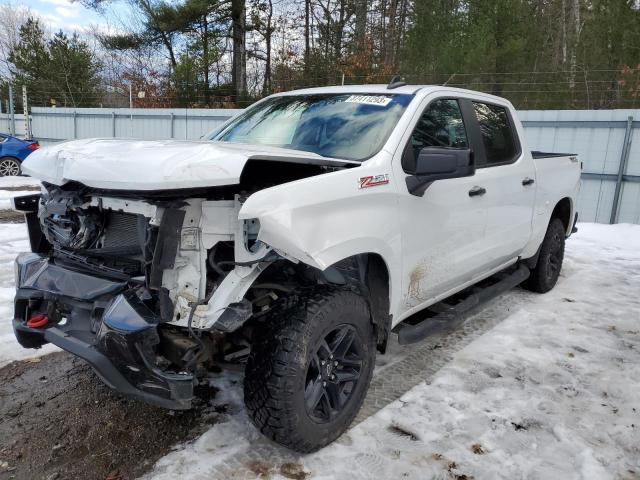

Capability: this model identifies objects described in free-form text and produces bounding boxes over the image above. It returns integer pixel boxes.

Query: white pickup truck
[11,83,580,452]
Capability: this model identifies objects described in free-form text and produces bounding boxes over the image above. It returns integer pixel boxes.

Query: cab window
[472,102,519,166]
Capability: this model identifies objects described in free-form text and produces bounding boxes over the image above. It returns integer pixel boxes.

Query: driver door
[395,97,490,315]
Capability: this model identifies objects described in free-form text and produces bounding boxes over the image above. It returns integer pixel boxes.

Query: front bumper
[13,253,194,410]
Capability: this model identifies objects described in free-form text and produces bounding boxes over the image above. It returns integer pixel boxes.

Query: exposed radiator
[103,211,142,248]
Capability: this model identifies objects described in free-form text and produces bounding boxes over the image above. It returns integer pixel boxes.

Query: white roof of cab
[279,84,426,95]
[271,84,511,105]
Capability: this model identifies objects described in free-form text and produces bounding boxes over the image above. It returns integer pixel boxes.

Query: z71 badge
[359,174,390,189]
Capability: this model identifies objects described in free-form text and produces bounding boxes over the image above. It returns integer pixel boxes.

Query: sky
[3,0,123,34]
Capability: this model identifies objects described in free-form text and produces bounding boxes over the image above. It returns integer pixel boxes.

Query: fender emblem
[359,174,389,189]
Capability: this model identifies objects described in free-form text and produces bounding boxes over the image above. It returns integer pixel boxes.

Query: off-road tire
[525,218,566,293]
[244,287,376,452]
[0,157,21,177]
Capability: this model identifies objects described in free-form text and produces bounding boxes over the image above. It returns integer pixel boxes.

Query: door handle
[468,186,486,197]
[522,177,535,186]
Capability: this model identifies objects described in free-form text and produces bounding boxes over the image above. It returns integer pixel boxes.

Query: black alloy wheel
[304,324,364,423]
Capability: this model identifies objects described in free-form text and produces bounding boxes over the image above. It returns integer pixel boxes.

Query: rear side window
[473,102,519,166]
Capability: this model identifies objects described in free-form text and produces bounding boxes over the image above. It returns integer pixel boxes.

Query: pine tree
[8,18,101,107]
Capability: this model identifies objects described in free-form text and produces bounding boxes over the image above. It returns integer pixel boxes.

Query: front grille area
[103,211,141,248]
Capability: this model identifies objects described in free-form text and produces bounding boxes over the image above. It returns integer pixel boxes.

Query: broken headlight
[38,186,104,249]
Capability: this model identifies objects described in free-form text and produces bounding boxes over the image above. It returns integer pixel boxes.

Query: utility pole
[128,83,133,137]
[22,85,32,139]
[8,84,15,136]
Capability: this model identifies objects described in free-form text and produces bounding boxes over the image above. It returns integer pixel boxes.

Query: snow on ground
[0,223,58,366]
[0,222,637,478]
[145,224,640,480]
[0,190,39,210]
[0,176,41,210]
[0,176,41,189]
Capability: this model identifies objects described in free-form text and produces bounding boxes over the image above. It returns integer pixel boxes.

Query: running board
[397,265,530,345]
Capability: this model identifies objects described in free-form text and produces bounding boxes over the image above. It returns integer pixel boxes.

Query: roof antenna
[387,75,406,90]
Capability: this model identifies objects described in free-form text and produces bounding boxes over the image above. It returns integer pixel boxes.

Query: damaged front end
[12,185,200,409]
[13,180,281,408]
[11,156,351,410]
[14,255,194,408]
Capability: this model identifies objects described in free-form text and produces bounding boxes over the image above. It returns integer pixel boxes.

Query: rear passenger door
[470,101,536,267]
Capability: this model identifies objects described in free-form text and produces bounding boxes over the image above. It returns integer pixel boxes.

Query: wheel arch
[551,196,574,235]
[343,252,392,354]
[0,156,22,164]
[523,196,574,268]
[324,252,393,354]
[248,251,394,354]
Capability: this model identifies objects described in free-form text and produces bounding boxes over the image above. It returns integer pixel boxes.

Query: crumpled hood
[21,138,356,191]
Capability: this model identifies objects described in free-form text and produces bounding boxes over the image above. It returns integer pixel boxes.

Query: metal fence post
[169,112,174,138]
[112,111,116,137]
[610,116,634,224]
[73,110,77,139]
[8,84,15,136]
[22,85,31,139]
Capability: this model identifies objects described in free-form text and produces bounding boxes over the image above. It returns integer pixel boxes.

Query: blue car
[0,133,39,176]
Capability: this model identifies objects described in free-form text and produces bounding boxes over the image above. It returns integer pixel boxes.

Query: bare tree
[304,0,311,71]
[568,0,584,89]
[0,3,33,79]
[232,0,248,98]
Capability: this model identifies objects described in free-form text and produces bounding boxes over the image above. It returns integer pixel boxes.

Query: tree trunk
[396,0,408,61]
[384,0,398,71]
[139,0,177,70]
[493,3,505,96]
[569,0,581,89]
[561,0,567,65]
[159,32,177,69]
[304,0,311,73]
[231,0,247,103]
[354,0,367,52]
[335,0,345,63]
[203,15,210,105]
[262,0,273,96]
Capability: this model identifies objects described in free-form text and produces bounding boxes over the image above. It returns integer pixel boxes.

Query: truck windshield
[212,93,412,161]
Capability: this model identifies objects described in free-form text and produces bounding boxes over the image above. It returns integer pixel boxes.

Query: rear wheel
[244,288,375,452]
[525,218,566,293]
[0,157,20,176]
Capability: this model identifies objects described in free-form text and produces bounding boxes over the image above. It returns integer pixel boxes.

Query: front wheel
[244,288,375,452]
[525,218,566,293]
[0,157,21,176]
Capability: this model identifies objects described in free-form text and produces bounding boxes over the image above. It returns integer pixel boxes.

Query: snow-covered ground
[0,176,41,210]
[0,190,39,210]
[0,176,53,363]
[0,223,58,365]
[0,221,638,479]
[145,224,640,480]
[0,176,41,189]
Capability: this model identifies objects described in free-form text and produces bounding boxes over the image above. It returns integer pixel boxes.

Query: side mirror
[404,147,475,196]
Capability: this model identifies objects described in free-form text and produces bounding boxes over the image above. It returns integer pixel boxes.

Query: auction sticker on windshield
[345,95,392,107]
